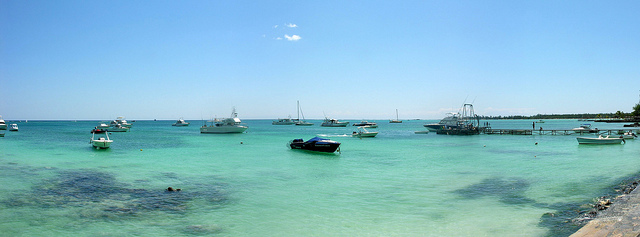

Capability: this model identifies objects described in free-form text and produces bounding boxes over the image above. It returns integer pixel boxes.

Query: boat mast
[297,101,300,121]
[396,109,399,120]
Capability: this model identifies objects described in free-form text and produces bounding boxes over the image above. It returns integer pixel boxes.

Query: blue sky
[1,0,639,120]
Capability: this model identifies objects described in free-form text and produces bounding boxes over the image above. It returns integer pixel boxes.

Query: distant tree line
[479,99,640,120]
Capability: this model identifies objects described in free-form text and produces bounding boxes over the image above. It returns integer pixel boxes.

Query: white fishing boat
[200,108,248,134]
[389,109,402,123]
[90,132,113,149]
[0,116,6,130]
[576,135,625,145]
[173,118,190,126]
[295,101,314,126]
[8,124,18,131]
[321,118,349,127]
[96,123,110,129]
[352,126,378,138]
[572,124,596,133]
[272,116,297,125]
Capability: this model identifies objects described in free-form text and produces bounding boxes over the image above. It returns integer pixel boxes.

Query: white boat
[352,126,378,138]
[295,101,314,126]
[389,109,402,123]
[107,124,129,132]
[0,116,6,130]
[90,132,113,149]
[321,118,349,127]
[96,123,110,129]
[200,108,248,134]
[576,135,625,145]
[353,121,378,128]
[572,124,596,133]
[173,118,190,126]
[8,124,18,131]
[110,116,132,128]
[272,116,297,125]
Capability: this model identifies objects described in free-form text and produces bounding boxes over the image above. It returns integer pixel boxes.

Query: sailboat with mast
[295,101,314,126]
[389,109,402,123]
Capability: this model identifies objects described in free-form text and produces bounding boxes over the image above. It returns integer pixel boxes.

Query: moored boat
[272,116,297,125]
[353,121,378,128]
[9,123,18,131]
[424,113,461,132]
[389,109,402,123]
[90,132,113,149]
[576,135,625,145]
[572,124,597,133]
[295,101,314,126]
[289,137,341,153]
[352,126,378,138]
[173,118,190,126]
[106,124,129,132]
[0,116,6,130]
[321,118,349,127]
[200,108,248,134]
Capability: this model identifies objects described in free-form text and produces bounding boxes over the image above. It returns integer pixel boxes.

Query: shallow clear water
[1,119,639,236]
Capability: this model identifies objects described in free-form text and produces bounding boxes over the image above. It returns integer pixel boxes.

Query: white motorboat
[173,118,190,126]
[389,109,402,123]
[0,116,6,130]
[90,132,113,149]
[8,123,18,131]
[353,121,378,128]
[107,124,129,132]
[200,108,248,134]
[572,124,596,133]
[576,135,625,145]
[295,101,314,126]
[321,118,349,127]
[352,126,378,138]
[110,116,132,128]
[272,116,297,125]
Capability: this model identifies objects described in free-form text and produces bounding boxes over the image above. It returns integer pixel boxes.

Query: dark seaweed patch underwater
[1,168,228,235]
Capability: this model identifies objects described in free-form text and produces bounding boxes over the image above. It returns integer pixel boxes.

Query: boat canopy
[307,137,329,142]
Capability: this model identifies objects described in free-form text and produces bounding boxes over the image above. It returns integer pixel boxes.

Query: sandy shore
[571,183,640,237]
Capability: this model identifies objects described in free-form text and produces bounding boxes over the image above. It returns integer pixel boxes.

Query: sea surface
[1,119,639,236]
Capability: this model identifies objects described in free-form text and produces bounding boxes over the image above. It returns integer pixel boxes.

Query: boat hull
[295,122,314,126]
[353,132,378,138]
[200,126,248,133]
[289,138,341,153]
[321,123,349,127]
[92,140,113,149]
[173,123,190,126]
[576,137,624,144]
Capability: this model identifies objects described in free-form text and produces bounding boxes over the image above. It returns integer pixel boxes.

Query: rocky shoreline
[569,177,640,236]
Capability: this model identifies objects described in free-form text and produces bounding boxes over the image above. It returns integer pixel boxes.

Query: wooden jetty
[481,128,639,136]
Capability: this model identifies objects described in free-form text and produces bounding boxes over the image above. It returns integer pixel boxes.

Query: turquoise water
[1,119,639,236]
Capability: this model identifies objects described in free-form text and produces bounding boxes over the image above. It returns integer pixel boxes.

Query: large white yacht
[424,113,461,132]
[200,108,248,134]
[0,116,6,130]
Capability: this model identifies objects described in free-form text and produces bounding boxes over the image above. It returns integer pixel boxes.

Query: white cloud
[286,23,298,28]
[275,37,283,40]
[273,25,279,28]
[284,34,301,41]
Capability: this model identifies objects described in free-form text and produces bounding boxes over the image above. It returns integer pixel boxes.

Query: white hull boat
[321,118,349,127]
[9,124,18,131]
[577,135,625,145]
[389,109,402,123]
[272,117,297,125]
[352,126,378,138]
[173,119,190,126]
[200,108,248,134]
[295,101,314,126]
[0,116,6,130]
[91,132,113,149]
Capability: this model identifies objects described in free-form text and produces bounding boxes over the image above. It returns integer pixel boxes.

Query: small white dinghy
[576,135,625,145]
[91,132,113,149]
